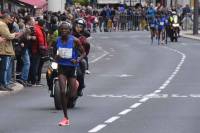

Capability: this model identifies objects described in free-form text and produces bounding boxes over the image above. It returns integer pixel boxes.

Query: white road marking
[171,94,188,98]
[109,95,123,98]
[89,52,109,63]
[88,124,107,133]
[190,94,200,98]
[159,86,165,90]
[88,44,187,133]
[154,90,162,93]
[139,97,149,102]
[104,116,120,124]
[118,109,132,115]
[88,94,200,99]
[130,103,142,109]
[119,74,134,78]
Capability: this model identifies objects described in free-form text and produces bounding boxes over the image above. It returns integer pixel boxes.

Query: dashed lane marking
[118,109,132,115]
[130,103,142,109]
[88,124,107,133]
[104,116,120,124]
[88,46,186,132]
[88,94,200,99]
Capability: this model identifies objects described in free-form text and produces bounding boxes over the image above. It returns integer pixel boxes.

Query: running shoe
[58,117,70,126]
[85,70,91,74]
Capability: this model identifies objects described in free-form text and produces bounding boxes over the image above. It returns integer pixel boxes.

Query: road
[1,31,200,133]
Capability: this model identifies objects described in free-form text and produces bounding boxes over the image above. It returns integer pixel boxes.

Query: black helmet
[50,15,58,24]
[74,18,86,28]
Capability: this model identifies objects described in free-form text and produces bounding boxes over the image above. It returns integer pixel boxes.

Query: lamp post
[193,0,199,35]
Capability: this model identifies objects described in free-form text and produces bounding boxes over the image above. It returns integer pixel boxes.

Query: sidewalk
[0,82,24,96]
[180,30,200,41]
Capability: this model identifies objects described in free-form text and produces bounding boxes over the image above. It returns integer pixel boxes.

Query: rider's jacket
[172,15,179,24]
[56,35,79,67]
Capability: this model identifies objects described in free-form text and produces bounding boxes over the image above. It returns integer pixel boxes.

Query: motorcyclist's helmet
[50,15,58,25]
[74,18,86,29]
[172,11,176,15]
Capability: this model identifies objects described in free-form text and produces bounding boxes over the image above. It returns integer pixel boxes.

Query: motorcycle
[169,14,180,42]
[46,58,80,110]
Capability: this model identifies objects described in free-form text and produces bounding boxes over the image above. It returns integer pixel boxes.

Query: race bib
[58,48,73,59]
[160,22,164,26]
[150,24,155,27]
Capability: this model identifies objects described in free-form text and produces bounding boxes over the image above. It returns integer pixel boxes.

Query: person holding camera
[18,15,36,86]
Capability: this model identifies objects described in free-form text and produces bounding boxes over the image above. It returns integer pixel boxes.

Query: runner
[53,21,86,126]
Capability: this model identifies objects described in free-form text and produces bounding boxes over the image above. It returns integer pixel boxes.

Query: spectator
[29,19,48,85]
[18,16,36,86]
[36,19,49,85]
[182,4,191,17]
[0,13,21,91]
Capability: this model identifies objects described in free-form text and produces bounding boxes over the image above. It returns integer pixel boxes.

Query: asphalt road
[1,31,200,133]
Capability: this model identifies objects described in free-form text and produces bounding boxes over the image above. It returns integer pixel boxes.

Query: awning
[97,0,121,4]
[17,0,47,8]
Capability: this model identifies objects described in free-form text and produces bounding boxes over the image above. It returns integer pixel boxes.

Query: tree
[74,0,89,6]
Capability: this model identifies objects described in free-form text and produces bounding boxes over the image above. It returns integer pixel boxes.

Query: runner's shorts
[58,65,77,78]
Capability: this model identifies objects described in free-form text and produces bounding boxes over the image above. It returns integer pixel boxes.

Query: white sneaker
[85,70,91,74]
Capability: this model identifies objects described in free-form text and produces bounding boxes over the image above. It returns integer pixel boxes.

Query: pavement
[0,82,24,96]
[180,30,200,41]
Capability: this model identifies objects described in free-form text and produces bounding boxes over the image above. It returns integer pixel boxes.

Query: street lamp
[193,0,199,35]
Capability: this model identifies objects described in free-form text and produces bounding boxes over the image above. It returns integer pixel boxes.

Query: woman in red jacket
[29,19,48,85]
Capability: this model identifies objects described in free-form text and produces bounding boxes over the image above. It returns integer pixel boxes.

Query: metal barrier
[97,14,146,32]
[118,14,143,31]
[182,13,193,31]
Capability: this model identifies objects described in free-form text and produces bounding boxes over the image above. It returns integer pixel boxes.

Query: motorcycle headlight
[51,62,58,70]
[47,68,52,76]
[173,23,179,27]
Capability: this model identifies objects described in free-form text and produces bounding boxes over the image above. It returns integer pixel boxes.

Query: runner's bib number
[150,24,155,27]
[160,22,164,26]
[58,48,73,59]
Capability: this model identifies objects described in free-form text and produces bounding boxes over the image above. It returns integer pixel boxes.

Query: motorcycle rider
[169,10,180,42]
[72,18,90,96]
[53,21,86,126]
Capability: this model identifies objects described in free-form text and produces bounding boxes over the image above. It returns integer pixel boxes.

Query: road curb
[180,32,200,41]
[0,83,24,96]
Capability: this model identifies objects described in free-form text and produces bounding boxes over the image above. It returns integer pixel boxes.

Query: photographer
[18,15,36,86]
